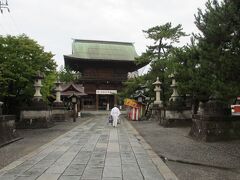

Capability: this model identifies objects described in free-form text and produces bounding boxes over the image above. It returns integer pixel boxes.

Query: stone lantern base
[148,104,163,121]
[157,99,192,127]
[52,102,68,122]
[160,106,192,127]
[18,100,54,129]
[189,99,240,141]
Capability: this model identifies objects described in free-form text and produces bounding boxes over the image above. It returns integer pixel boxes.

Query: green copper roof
[68,39,138,61]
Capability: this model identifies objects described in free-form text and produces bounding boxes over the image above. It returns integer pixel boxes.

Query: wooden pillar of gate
[96,94,99,111]
[114,94,117,106]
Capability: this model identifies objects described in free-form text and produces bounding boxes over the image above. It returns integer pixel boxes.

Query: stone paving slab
[0,115,177,180]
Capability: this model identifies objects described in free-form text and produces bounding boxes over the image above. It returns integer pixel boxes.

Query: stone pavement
[131,120,240,180]
[0,115,177,180]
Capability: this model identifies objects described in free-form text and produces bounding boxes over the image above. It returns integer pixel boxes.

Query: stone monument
[19,71,54,128]
[189,97,240,141]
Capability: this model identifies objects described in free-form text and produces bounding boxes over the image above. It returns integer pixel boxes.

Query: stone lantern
[54,78,62,104]
[33,71,44,101]
[169,73,179,102]
[153,77,163,106]
[51,79,66,122]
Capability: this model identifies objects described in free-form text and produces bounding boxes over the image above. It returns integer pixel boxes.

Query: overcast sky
[0,0,207,72]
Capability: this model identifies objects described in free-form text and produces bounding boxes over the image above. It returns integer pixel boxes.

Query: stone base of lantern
[160,107,192,127]
[148,104,162,121]
[52,102,68,122]
[18,100,54,129]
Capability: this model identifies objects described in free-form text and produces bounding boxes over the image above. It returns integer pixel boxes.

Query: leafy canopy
[193,0,240,100]
[135,23,187,104]
[0,34,56,113]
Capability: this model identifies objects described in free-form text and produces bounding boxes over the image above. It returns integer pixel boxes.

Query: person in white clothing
[110,105,121,127]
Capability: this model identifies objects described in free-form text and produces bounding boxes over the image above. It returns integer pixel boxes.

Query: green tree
[58,65,75,83]
[194,0,240,101]
[120,75,153,99]
[166,40,201,96]
[136,23,187,104]
[42,72,57,103]
[0,34,56,114]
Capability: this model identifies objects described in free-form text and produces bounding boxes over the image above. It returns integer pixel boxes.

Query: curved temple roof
[61,83,87,96]
[66,39,138,61]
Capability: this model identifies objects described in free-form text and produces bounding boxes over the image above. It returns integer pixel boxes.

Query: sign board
[96,90,117,95]
[124,98,139,108]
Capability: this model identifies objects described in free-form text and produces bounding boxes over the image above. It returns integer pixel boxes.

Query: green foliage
[123,0,240,105]
[139,23,187,104]
[0,34,56,114]
[58,65,75,83]
[120,76,142,99]
[122,23,187,103]
[193,0,240,100]
[120,75,154,100]
[169,0,240,102]
[42,72,57,102]
[143,23,187,45]
[137,23,187,65]
[167,42,208,99]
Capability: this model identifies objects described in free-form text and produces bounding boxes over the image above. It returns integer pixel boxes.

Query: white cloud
[0,0,207,69]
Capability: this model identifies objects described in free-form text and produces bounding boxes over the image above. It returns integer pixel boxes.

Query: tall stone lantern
[54,78,63,104]
[153,77,163,106]
[33,71,44,101]
[169,73,179,102]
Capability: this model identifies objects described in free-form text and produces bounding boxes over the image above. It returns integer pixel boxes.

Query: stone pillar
[114,95,117,106]
[153,77,163,106]
[107,95,109,111]
[96,94,99,111]
[169,74,179,102]
[33,71,44,101]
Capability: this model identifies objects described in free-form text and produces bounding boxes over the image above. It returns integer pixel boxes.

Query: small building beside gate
[64,39,142,111]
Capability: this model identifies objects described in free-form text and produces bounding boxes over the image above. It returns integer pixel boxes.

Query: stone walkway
[0,115,177,180]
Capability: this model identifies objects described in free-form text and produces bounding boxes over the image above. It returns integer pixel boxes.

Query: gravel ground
[0,116,91,169]
[130,120,240,180]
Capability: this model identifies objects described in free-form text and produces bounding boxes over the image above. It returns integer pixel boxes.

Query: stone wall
[160,109,192,127]
[18,110,54,128]
[0,115,18,146]
[148,105,162,121]
[52,109,68,122]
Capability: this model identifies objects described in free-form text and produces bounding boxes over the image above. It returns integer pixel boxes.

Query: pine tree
[194,0,240,101]
[136,23,187,104]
